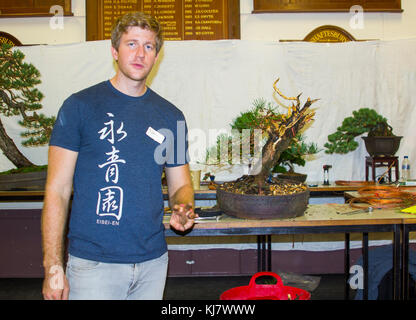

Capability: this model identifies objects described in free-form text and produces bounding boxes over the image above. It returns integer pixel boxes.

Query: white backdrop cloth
[2,38,416,182]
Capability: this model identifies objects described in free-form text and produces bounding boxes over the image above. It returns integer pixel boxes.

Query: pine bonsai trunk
[252,135,292,185]
[0,118,34,168]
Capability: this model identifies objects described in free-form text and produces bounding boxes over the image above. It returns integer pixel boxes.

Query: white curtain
[2,38,416,183]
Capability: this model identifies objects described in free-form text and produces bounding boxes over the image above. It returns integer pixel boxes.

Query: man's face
[111,26,159,84]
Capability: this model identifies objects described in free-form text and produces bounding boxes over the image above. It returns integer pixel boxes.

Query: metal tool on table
[194,206,223,222]
[338,206,374,215]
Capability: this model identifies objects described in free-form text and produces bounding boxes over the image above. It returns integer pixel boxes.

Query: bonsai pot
[362,136,402,157]
[277,172,307,183]
[217,185,309,220]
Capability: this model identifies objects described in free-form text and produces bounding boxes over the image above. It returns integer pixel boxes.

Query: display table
[163,204,414,300]
[1,191,413,299]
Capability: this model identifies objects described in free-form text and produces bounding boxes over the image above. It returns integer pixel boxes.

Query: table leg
[395,161,400,182]
[267,235,272,271]
[344,233,351,300]
[392,225,403,300]
[262,236,266,271]
[257,235,268,272]
[363,232,369,300]
[402,225,409,300]
[257,236,262,272]
[392,224,401,300]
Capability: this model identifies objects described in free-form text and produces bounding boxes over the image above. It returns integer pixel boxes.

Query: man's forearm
[41,146,77,299]
[41,146,78,270]
[168,183,194,208]
[41,189,71,269]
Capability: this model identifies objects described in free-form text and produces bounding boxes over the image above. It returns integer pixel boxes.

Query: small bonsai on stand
[324,108,396,155]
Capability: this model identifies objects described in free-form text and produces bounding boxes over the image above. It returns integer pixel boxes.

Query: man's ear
[111,46,119,61]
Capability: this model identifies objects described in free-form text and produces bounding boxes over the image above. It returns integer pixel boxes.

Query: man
[41,12,195,300]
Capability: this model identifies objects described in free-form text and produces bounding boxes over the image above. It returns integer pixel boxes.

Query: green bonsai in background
[0,43,55,170]
[275,135,320,174]
[324,108,394,154]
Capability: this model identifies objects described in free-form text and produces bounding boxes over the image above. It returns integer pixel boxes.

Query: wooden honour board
[86,0,240,41]
[0,0,72,17]
[253,0,402,13]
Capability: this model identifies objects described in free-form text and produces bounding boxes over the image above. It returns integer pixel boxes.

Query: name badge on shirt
[146,127,165,144]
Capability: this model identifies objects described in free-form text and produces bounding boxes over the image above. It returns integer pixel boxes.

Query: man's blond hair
[111,12,163,53]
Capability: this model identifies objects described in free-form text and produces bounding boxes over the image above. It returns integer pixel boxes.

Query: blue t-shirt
[49,80,189,263]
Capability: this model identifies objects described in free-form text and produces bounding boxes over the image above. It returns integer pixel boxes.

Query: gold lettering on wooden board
[88,0,240,41]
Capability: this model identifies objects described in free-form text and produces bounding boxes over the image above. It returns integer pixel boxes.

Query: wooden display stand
[365,156,399,182]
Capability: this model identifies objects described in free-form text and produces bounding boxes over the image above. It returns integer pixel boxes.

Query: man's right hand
[42,265,70,300]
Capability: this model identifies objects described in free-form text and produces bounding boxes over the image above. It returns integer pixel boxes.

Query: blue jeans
[66,252,168,300]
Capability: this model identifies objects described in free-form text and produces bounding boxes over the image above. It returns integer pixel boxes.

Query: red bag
[220,272,311,300]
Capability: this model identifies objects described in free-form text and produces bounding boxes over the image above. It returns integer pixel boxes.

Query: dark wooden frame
[86,0,240,41]
[253,0,403,13]
[0,0,72,17]
[280,25,375,43]
[0,31,22,46]
[303,25,357,42]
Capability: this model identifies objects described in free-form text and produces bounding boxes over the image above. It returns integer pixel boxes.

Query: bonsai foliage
[230,98,319,174]
[276,135,320,174]
[0,43,55,168]
[324,108,394,154]
[231,98,277,134]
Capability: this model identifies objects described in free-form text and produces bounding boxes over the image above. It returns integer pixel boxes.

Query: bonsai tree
[230,98,319,175]
[324,108,394,154]
[212,78,318,195]
[0,43,55,169]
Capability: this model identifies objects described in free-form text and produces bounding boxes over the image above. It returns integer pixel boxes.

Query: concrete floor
[0,274,353,300]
